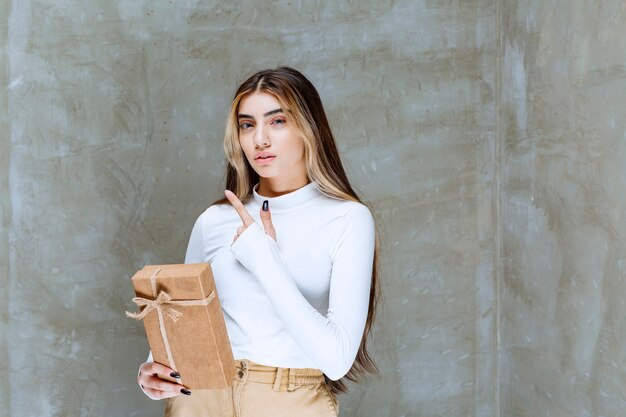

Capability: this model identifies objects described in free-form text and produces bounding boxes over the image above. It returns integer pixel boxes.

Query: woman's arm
[139,215,205,399]
[143,215,205,362]
[184,214,206,264]
[230,204,375,380]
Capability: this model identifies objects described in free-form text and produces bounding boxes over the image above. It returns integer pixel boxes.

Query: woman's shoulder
[205,202,232,215]
[193,202,233,228]
[325,199,376,258]
[317,196,374,222]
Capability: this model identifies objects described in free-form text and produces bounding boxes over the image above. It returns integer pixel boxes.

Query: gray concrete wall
[3,1,498,416]
[1,0,11,414]
[2,1,623,417]
[500,1,626,416]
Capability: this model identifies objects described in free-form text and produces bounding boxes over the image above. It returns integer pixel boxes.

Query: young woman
[136,66,381,417]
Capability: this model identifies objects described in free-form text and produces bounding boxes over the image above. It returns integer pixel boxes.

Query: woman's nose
[254,125,270,147]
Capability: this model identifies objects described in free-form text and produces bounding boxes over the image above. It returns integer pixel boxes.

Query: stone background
[1,1,623,416]
[499,1,626,416]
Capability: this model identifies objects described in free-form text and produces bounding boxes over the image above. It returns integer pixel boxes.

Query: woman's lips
[256,156,276,164]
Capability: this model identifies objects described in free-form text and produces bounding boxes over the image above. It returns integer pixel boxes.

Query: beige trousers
[164,358,339,417]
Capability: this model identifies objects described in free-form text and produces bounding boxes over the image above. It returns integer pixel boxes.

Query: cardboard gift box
[126,263,236,390]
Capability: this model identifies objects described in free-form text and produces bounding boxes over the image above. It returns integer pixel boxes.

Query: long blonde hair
[210,66,382,394]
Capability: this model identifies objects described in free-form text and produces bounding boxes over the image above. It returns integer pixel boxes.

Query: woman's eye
[272,118,286,125]
[239,122,253,130]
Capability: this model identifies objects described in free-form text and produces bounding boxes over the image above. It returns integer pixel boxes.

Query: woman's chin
[254,170,278,179]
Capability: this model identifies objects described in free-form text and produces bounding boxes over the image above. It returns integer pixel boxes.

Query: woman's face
[237,92,306,181]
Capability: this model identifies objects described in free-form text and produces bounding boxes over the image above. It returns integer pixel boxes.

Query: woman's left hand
[224,189,276,243]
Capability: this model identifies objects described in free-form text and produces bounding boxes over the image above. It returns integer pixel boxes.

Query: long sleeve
[140,214,205,399]
[184,214,206,264]
[230,204,375,380]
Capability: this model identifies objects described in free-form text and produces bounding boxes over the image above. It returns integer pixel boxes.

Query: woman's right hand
[137,361,191,399]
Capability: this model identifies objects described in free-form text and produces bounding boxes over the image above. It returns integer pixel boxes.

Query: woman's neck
[257,177,311,198]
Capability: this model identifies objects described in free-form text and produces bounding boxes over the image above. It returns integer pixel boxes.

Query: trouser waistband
[234,358,326,392]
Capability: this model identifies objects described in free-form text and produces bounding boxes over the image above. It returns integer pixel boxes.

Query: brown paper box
[129,263,236,390]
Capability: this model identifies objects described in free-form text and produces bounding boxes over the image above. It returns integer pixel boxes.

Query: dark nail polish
[262,200,268,211]
[181,388,191,395]
[153,373,158,377]
[170,372,181,378]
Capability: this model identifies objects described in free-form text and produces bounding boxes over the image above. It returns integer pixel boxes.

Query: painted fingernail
[262,200,268,211]
[153,373,158,377]
[170,372,181,378]
[181,388,192,395]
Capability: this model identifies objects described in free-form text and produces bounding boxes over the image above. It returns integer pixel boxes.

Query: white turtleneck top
[142,180,375,397]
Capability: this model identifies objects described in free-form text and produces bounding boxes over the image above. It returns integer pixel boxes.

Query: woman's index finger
[224,190,255,226]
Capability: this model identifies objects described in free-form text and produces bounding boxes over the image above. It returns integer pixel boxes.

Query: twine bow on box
[126,267,216,379]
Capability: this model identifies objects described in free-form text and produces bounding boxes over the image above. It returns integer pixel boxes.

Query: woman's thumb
[260,200,276,241]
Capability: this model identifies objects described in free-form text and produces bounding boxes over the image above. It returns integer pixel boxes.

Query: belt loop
[272,367,284,392]
[236,359,248,380]
[287,367,296,392]
[234,360,249,417]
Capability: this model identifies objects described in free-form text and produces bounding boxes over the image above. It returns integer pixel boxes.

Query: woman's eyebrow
[237,108,283,119]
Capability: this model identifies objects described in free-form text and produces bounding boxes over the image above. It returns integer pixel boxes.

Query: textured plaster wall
[9,0,626,417]
[500,1,626,416]
[3,1,498,416]
[1,0,11,414]
[2,1,623,417]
